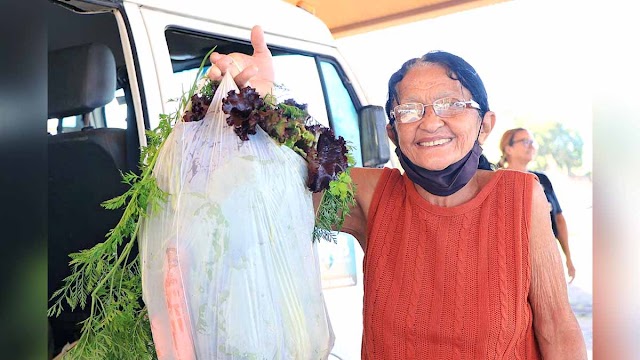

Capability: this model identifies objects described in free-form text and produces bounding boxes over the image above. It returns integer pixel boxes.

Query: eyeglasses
[512,139,536,147]
[391,97,481,124]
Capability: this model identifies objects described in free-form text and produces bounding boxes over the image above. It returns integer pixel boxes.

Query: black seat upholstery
[49,43,117,120]
[47,43,131,352]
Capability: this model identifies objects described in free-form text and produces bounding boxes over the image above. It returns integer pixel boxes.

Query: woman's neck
[506,159,528,172]
[414,170,491,207]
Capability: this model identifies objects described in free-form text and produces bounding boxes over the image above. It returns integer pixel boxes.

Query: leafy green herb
[313,156,357,242]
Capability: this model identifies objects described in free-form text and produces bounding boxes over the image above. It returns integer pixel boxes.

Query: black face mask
[396,140,484,196]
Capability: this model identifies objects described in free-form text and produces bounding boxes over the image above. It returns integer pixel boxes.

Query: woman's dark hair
[385,51,490,125]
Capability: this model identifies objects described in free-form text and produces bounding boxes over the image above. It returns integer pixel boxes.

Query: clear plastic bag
[139,73,334,360]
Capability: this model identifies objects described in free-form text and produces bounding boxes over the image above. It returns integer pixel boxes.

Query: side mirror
[359,105,390,168]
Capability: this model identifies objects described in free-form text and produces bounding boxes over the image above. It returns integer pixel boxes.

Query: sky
[336,0,592,167]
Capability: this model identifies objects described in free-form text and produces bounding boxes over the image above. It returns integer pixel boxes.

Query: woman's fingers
[250,25,269,57]
[207,55,257,87]
[206,25,273,95]
[234,66,259,87]
[207,52,224,81]
[207,52,243,81]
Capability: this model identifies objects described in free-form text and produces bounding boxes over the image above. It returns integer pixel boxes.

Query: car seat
[47,42,131,353]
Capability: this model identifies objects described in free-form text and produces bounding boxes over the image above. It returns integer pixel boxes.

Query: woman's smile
[416,137,452,147]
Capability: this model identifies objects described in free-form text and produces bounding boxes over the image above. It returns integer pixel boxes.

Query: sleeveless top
[362,168,541,360]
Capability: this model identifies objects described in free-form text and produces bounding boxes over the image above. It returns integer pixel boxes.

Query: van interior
[48,3,126,356]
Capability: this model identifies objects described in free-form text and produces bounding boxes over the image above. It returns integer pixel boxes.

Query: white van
[47,0,389,358]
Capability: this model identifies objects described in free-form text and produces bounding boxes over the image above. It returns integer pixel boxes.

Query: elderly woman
[209,26,586,360]
[498,128,576,283]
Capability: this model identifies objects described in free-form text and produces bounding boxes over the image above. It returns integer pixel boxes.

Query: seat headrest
[48,43,116,119]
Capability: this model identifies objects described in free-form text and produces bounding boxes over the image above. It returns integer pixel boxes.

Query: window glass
[104,88,127,129]
[319,61,363,166]
[47,116,81,135]
[48,87,128,134]
[272,55,328,127]
[171,67,207,103]
[165,29,330,125]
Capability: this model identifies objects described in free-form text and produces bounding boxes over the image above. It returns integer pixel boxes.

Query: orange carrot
[164,247,197,360]
[149,316,170,359]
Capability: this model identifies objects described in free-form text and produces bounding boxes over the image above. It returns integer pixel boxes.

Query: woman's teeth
[418,138,450,147]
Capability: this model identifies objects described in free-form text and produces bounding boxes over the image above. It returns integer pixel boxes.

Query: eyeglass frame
[390,97,481,124]
[510,138,536,147]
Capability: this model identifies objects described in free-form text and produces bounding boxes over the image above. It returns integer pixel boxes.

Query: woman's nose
[417,106,444,132]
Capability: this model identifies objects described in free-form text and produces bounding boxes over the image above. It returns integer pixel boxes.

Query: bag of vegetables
[48,51,355,359]
[142,70,341,359]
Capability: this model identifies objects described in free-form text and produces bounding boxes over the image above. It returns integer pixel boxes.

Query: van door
[136,7,368,358]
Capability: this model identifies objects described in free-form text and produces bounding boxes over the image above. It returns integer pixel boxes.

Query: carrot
[164,247,197,360]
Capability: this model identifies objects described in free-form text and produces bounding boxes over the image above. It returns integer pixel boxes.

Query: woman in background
[498,128,575,283]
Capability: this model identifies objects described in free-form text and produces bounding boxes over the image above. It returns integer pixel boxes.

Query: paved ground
[552,175,593,358]
[568,283,593,359]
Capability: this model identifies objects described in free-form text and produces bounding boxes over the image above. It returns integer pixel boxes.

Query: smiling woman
[334,0,593,357]
[208,26,588,359]
[385,57,493,196]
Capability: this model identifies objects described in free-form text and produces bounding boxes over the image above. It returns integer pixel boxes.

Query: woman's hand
[207,25,274,96]
[567,259,576,284]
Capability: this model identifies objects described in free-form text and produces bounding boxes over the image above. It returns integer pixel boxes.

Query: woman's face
[507,129,537,164]
[390,64,494,171]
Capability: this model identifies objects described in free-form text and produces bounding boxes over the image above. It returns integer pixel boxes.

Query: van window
[47,116,81,135]
[164,29,364,164]
[165,29,330,127]
[272,55,329,127]
[103,88,128,129]
[47,87,128,135]
[319,61,363,167]
[164,30,364,165]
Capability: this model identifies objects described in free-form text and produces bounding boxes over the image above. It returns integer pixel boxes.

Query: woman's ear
[478,111,496,145]
[386,123,398,146]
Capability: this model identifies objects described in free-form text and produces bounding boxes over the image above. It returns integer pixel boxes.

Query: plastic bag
[139,72,335,360]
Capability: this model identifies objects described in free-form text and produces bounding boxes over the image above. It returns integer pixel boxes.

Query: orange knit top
[362,168,542,360]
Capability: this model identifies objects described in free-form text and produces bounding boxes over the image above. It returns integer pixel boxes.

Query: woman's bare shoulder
[476,169,500,188]
[342,167,388,250]
[351,167,390,218]
[351,167,387,198]
[351,166,387,180]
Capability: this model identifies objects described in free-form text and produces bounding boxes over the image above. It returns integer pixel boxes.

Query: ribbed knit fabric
[362,168,541,360]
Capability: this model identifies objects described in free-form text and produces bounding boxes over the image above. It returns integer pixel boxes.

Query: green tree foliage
[530,122,583,176]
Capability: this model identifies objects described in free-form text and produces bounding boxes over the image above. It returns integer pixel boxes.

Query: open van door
[47,0,389,357]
